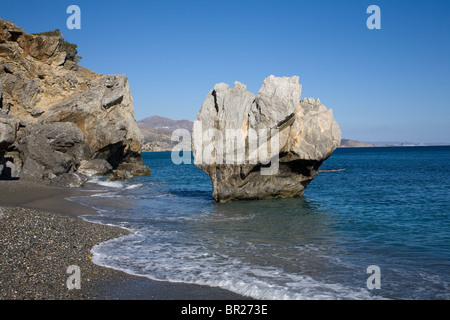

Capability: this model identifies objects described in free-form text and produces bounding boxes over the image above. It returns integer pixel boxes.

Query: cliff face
[0,19,149,185]
[193,76,341,202]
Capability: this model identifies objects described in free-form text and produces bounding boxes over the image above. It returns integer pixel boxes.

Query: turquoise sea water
[75,147,450,300]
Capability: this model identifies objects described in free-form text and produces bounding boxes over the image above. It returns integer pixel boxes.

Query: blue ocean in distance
[74,146,450,300]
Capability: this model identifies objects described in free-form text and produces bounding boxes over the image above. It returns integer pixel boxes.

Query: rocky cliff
[0,19,149,185]
[192,76,341,202]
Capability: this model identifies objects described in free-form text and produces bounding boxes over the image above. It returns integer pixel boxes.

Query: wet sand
[0,179,248,300]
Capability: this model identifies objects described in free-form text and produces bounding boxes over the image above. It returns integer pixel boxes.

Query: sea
[71,146,450,300]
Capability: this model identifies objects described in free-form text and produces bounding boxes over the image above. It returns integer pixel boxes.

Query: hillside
[139,115,193,131]
[138,116,193,151]
[138,116,372,152]
[339,139,375,148]
[138,116,446,152]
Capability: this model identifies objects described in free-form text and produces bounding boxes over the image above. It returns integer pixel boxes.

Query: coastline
[0,179,248,300]
[143,144,450,152]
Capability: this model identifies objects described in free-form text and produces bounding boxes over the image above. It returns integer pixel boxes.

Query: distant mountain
[340,139,449,148]
[138,116,448,151]
[369,141,426,147]
[138,115,194,132]
[339,139,375,148]
[138,116,193,151]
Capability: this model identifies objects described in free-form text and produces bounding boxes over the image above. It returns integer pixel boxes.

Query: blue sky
[1,0,449,143]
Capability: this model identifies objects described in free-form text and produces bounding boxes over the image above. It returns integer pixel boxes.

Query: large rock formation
[193,75,341,202]
[0,19,149,185]
[18,122,93,186]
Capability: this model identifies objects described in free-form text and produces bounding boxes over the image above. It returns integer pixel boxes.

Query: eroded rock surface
[0,19,149,185]
[193,76,341,202]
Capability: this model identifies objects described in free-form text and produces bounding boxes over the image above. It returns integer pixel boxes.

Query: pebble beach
[0,205,130,299]
[0,180,247,300]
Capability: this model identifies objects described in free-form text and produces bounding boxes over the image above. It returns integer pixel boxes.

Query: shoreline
[142,145,450,152]
[0,179,249,300]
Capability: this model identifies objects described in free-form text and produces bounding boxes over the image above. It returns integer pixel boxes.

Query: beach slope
[0,180,248,300]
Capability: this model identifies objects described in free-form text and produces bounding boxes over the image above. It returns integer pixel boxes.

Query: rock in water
[76,159,113,177]
[192,75,341,202]
[107,170,133,182]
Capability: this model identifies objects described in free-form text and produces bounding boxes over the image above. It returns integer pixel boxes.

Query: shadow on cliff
[0,157,19,181]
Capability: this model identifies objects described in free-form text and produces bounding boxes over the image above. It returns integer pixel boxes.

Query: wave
[90,234,381,300]
[87,177,143,191]
[88,177,125,189]
[89,192,121,198]
[126,183,143,190]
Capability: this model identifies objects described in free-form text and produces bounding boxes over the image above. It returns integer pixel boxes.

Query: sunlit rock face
[193,75,341,202]
[0,19,149,185]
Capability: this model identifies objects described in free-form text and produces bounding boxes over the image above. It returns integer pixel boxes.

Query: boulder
[39,75,145,168]
[116,162,151,176]
[51,172,88,188]
[192,75,341,202]
[76,159,113,177]
[18,122,93,186]
[107,170,133,182]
